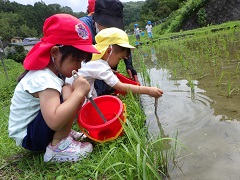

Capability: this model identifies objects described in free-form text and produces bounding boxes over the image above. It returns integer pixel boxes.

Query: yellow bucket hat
[92,27,135,60]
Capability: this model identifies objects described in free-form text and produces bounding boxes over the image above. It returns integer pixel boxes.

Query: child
[8,14,99,162]
[81,0,139,96]
[146,21,153,40]
[66,27,163,99]
[134,24,141,43]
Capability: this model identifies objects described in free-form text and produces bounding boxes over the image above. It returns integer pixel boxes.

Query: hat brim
[118,44,135,49]
[91,44,108,60]
[93,12,124,30]
[91,43,135,61]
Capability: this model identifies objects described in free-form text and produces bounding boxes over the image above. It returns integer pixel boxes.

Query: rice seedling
[227,86,239,98]
[227,78,233,98]
[187,76,195,93]
[236,62,240,74]
[146,69,151,86]
[171,66,177,79]
[139,56,151,86]
[217,71,225,86]
[226,73,239,98]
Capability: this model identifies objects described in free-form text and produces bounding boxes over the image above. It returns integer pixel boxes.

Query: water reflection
[138,50,240,179]
[139,68,213,139]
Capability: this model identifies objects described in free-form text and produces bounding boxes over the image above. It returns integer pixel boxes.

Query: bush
[197,7,207,27]
[6,46,27,64]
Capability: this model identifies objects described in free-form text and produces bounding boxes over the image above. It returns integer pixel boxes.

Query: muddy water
[138,51,240,179]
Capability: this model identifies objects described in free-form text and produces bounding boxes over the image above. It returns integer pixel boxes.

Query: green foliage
[124,0,186,33]
[140,0,182,23]
[123,1,145,31]
[6,46,27,64]
[153,0,207,34]
[197,7,207,27]
[0,12,35,40]
[0,0,198,40]
[0,0,87,41]
[0,12,37,41]
[140,0,160,23]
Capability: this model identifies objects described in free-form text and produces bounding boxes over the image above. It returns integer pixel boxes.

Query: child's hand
[112,69,120,74]
[72,75,90,96]
[133,75,140,84]
[148,87,163,98]
[127,69,133,79]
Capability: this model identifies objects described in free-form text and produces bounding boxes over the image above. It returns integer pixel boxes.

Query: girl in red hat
[8,14,99,162]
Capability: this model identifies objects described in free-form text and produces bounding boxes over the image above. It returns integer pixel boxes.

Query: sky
[9,0,143,13]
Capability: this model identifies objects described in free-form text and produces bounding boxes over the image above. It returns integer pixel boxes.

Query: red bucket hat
[88,0,96,13]
[23,13,99,70]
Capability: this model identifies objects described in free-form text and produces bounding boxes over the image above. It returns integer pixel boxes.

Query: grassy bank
[130,20,240,46]
[0,59,178,179]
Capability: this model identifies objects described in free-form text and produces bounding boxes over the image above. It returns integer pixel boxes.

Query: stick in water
[154,97,158,114]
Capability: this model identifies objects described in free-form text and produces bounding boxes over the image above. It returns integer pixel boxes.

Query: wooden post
[0,38,9,80]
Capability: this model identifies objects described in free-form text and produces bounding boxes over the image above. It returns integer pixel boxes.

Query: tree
[0,12,20,40]
[140,0,183,24]
[48,3,62,13]
[19,24,38,38]
[61,6,73,14]
[122,1,145,30]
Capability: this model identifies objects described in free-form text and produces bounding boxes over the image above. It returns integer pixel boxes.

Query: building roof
[10,37,40,46]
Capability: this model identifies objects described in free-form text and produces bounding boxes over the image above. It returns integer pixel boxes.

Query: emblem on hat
[75,23,89,40]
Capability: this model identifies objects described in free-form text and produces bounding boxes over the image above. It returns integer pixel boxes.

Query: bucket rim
[78,95,124,129]
[79,103,127,143]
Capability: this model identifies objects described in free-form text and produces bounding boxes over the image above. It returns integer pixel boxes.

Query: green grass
[0,59,179,179]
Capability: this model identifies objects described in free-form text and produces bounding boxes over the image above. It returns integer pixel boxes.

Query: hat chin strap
[106,45,113,62]
[95,22,100,34]
[52,57,65,81]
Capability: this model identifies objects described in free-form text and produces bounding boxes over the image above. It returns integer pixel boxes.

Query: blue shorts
[148,32,153,38]
[136,34,140,41]
[22,96,63,152]
[94,79,115,96]
[22,110,55,152]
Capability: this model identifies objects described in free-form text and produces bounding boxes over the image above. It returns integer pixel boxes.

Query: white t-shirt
[8,68,64,146]
[146,25,152,33]
[134,27,140,35]
[65,60,119,98]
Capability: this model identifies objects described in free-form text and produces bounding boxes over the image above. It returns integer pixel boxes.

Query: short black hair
[59,45,92,63]
[113,44,130,57]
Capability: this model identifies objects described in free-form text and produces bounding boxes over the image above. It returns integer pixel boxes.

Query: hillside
[180,0,240,30]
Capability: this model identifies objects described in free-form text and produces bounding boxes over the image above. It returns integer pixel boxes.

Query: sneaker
[69,129,86,140]
[44,135,93,162]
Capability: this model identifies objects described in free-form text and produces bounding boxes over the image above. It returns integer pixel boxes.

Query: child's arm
[38,75,90,131]
[62,83,85,110]
[62,84,73,102]
[113,81,163,98]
